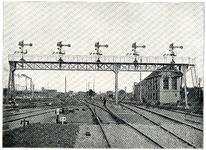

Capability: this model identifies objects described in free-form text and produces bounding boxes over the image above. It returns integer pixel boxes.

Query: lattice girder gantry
[14,61,192,72]
[7,54,196,104]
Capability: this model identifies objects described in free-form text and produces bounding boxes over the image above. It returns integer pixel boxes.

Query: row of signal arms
[15,41,108,56]
[14,40,183,58]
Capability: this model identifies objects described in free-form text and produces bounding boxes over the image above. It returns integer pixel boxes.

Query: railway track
[3,108,54,118]
[84,100,163,148]
[88,100,201,148]
[122,102,203,117]
[120,103,203,148]
[121,103,203,131]
[3,104,85,118]
[3,109,55,124]
[83,102,111,148]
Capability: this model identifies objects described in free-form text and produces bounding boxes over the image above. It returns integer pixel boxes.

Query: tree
[106,91,113,99]
[88,89,96,97]
[118,90,126,100]
[108,94,113,98]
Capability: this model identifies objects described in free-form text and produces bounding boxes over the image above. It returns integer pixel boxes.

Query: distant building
[134,66,182,104]
[41,88,57,98]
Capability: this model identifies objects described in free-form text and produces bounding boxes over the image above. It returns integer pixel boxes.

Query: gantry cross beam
[9,54,195,71]
[7,54,196,104]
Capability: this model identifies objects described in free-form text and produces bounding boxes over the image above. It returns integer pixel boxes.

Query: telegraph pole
[93,78,95,92]
[198,77,202,101]
[65,76,67,94]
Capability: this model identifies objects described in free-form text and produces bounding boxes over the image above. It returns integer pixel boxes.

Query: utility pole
[65,76,67,94]
[25,77,27,92]
[86,82,87,92]
[93,78,95,92]
[88,82,90,90]
[198,77,202,101]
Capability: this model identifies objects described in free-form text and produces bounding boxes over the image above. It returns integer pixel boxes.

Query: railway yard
[3,99,203,148]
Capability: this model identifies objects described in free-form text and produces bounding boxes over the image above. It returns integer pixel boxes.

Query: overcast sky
[3,2,204,92]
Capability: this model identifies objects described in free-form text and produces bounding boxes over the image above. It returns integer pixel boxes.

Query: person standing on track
[103,97,107,106]
[55,108,60,123]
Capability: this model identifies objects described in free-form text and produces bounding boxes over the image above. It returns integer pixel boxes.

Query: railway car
[134,66,182,104]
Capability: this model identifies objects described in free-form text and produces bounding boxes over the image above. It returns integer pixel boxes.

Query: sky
[3,2,204,93]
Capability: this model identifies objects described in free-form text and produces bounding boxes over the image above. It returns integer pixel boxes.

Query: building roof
[134,65,183,86]
[144,66,183,80]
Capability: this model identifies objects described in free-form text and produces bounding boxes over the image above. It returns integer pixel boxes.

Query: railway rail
[122,102,203,118]
[120,104,198,148]
[84,100,163,148]
[3,104,85,118]
[3,108,54,118]
[89,100,201,148]
[83,102,111,148]
[3,109,55,124]
[120,103,203,148]
[121,103,203,131]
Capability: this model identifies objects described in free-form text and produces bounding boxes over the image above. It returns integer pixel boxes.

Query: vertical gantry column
[139,65,142,103]
[113,64,120,105]
[6,62,16,103]
[183,65,189,108]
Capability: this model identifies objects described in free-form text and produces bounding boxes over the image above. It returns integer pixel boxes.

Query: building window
[153,93,156,100]
[172,77,177,90]
[153,78,155,90]
[154,77,157,90]
[163,77,169,90]
[150,79,152,90]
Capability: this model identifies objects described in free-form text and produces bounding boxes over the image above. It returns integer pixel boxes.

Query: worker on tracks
[103,97,107,106]
[55,108,60,123]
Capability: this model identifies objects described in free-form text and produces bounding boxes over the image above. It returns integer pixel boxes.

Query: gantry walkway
[8,54,195,72]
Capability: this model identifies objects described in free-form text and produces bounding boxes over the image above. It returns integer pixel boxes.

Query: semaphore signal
[53,41,71,62]
[15,40,32,61]
[126,42,146,63]
[164,43,183,63]
[90,41,109,63]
